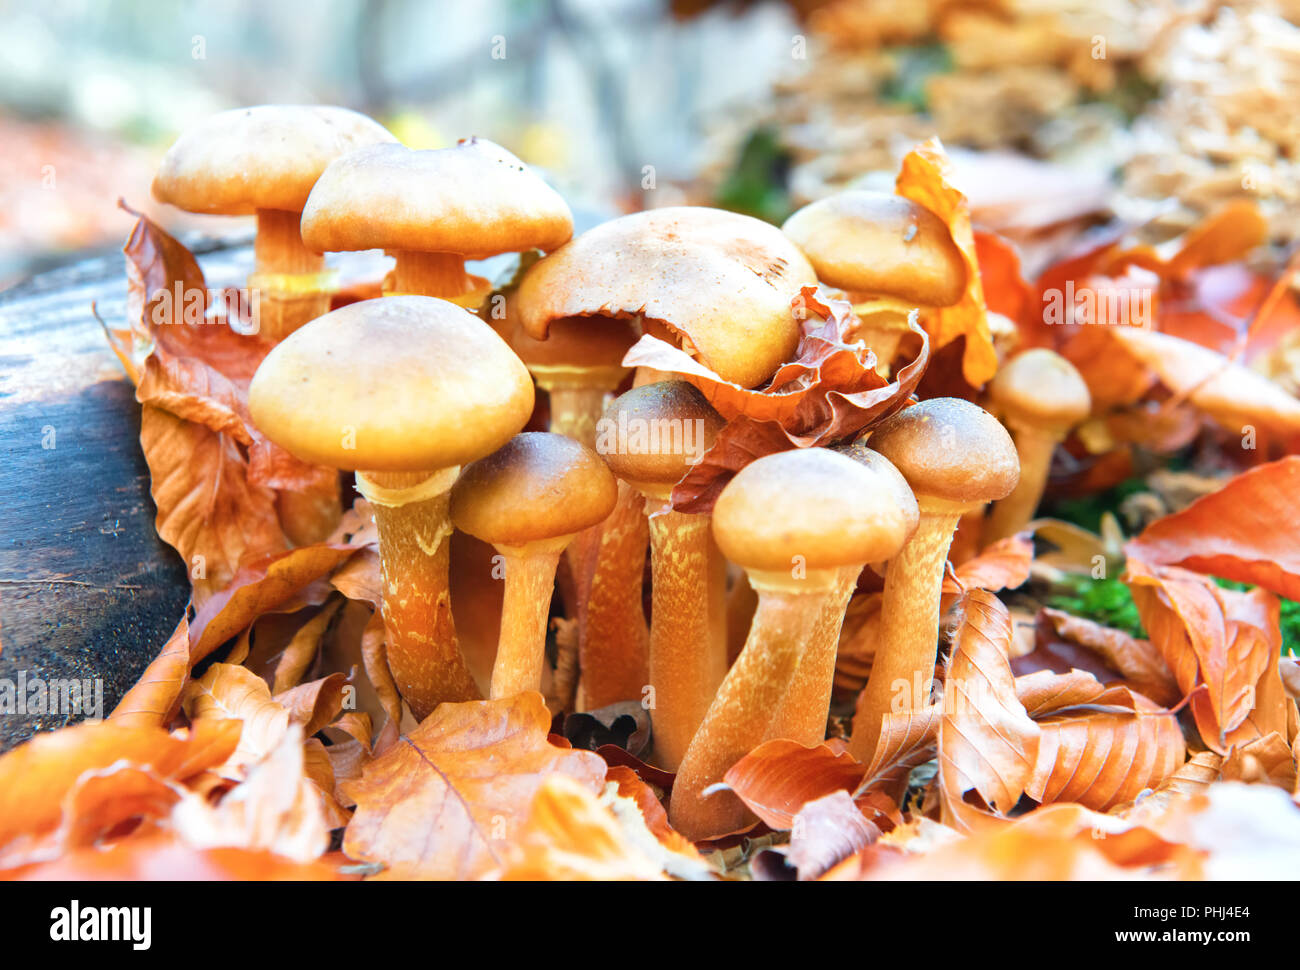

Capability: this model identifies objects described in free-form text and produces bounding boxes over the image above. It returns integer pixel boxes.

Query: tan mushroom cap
[151,105,396,216]
[249,295,534,472]
[300,138,574,258]
[712,448,919,573]
[450,432,617,546]
[781,191,966,306]
[509,314,638,370]
[516,206,818,389]
[867,397,1019,506]
[989,348,1092,434]
[596,381,724,488]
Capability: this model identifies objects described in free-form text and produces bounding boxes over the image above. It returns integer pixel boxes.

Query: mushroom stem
[985,424,1057,542]
[848,506,962,762]
[575,481,650,710]
[543,384,615,448]
[388,250,488,306]
[646,501,718,770]
[669,569,835,840]
[356,468,480,720]
[707,536,730,686]
[768,564,861,746]
[490,539,568,698]
[251,208,332,342]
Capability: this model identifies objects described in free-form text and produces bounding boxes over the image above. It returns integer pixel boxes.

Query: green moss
[1044,575,1147,639]
[713,128,794,226]
[878,43,953,112]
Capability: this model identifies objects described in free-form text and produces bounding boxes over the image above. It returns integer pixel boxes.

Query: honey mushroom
[984,348,1092,542]
[449,432,616,699]
[516,206,817,710]
[668,448,918,840]
[248,296,535,720]
[782,190,966,375]
[598,381,725,770]
[847,398,1020,762]
[300,138,573,308]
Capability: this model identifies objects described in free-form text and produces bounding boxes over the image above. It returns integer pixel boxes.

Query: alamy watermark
[1043,279,1152,329]
[594,414,709,461]
[149,281,262,335]
[0,670,104,720]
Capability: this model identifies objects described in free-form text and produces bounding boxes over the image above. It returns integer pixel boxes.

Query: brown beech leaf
[109,616,192,728]
[1014,670,1185,811]
[785,790,881,881]
[857,704,942,805]
[1221,733,1296,789]
[1125,560,1277,752]
[182,664,292,777]
[0,719,240,865]
[272,599,345,693]
[188,543,357,664]
[895,138,997,386]
[937,590,1041,829]
[341,693,606,880]
[605,765,700,861]
[1126,457,1300,600]
[303,739,353,829]
[941,533,1033,599]
[1038,608,1181,707]
[721,740,896,830]
[274,672,349,737]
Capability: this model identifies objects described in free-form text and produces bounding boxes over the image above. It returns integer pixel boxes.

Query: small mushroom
[249,296,535,719]
[597,381,725,770]
[985,348,1091,542]
[782,191,966,374]
[847,398,1019,762]
[450,432,616,698]
[151,105,396,340]
[301,138,573,308]
[669,447,918,840]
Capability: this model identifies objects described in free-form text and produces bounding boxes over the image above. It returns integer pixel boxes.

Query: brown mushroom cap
[596,380,724,488]
[151,105,396,216]
[515,206,818,389]
[781,191,966,306]
[450,432,617,546]
[508,314,638,370]
[249,295,534,472]
[989,348,1091,434]
[299,138,573,258]
[867,397,1019,506]
[712,447,919,573]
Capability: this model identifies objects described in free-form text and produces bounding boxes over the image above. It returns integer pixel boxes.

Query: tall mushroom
[597,381,725,770]
[985,348,1092,542]
[151,105,396,340]
[847,398,1019,762]
[782,191,965,375]
[301,138,572,308]
[450,432,616,699]
[249,296,534,720]
[669,447,918,840]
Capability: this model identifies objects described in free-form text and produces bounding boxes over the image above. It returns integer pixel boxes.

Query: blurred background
[3,0,1299,289]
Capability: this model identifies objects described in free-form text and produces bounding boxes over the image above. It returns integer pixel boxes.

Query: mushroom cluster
[159,106,1055,844]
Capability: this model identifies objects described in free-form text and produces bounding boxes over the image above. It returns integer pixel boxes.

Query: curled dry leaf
[109,616,192,728]
[1038,608,1181,707]
[784,789,882,881]
[941,532,1034,606]
[273,672,350,737]
[1220,733,1296,790]
[857,704,943,806]
[1126,456,1300,601]
[272,598,344,693]
[604,765,700,862]
[182,664,292,777]
[341,693,605,880]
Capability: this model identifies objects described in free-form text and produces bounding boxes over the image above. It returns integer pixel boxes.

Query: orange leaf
[182,664,292,776]
[1038,608,1180,707]
[4,836,344,881]
[721,739,885,831]
[109,615,192,728]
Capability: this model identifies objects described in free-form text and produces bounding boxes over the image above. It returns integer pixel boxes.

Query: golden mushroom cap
[712,447,919,573]
[596,381,724,488]
[516,206,818,389]
[450,432,618,546]
[989,348,1092,435]
[867,397,1020,507]
[782,191,966,306]
[248,295,534,472]
[300,138,574,258]
[151,105,397,215]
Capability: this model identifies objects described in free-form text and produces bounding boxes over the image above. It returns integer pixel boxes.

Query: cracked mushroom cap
[151,105,396,215]
[867,397,1019,507]
[989,348,1092,436]
[249,295,534,472]
[516,206,818,389]
[300,138,573,257]
[781,191,966,306]
[450,432,618,546]
[596,381,724,489]
[712,447,919,573]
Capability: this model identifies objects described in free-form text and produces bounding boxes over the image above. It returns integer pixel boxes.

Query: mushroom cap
[515,206,818,389]
[712,447,919,572]
[450,432,617,545]
[151,105,396,216]
[249,295,534,472]
[300,138,573,258]
[781,191,966,306]
[989,348,1091,433]
[596,381,724,487]
[866,397,1019,506]
[509,314,638,371]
